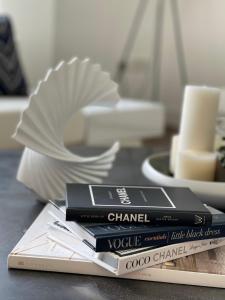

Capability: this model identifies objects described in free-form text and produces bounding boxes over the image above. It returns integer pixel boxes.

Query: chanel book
[66,184,212,226]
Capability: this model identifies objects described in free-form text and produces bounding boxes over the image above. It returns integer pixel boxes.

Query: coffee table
[0,147,224,300]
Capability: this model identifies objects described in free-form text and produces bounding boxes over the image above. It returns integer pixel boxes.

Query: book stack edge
[8,184,225,288]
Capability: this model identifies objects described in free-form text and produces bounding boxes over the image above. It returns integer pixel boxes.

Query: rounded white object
[175,150,217,181]
[179,85,220,152]
[13,57,120,200]
[142,152,225,208]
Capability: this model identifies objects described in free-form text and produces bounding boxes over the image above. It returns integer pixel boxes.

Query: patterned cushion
[0,15,28,96]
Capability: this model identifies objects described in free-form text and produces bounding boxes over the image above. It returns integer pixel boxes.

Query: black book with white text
[66,184,212,226]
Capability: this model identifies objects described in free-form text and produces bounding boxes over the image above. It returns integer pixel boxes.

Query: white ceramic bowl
[142,152,225,209]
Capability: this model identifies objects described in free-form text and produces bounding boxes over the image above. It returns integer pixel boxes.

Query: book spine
[8,254,225,288]
[95,224,225,252]
[124,267,225,288]
[7,254,112,277]
[66,209,212,226]
[117,238,225,275]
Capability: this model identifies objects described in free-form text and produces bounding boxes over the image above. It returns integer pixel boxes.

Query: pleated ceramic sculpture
[13,57,120,201]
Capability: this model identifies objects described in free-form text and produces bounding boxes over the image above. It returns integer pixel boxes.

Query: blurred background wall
[1,0,225,127]
[0,0,56,89]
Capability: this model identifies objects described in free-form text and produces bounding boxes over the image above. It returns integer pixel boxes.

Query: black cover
[78,212,225,252]
[66,184,212,226]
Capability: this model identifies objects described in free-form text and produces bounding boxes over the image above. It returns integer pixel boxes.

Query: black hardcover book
[66,184,212,226]
[51,202,225,252]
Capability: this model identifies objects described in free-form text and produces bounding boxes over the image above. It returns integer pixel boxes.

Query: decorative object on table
[175,150,217,181]
[0,16,27,96]
[169,117,225,176]
[178,86,220,152]
[13,57,120,201]
[142,85,225,206]
[142,152,225,207]
[175,85,220,180]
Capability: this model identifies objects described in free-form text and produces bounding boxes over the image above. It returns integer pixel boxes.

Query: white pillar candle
[175,150,217,181]
[179,86,220,152]
[169,134,179,174]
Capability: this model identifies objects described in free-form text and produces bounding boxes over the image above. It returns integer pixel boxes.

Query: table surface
[0,146,225,300]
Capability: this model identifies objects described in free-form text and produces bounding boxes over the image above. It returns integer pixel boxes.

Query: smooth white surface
[179,86,220,152]
[175,150,217,181]
[13,58,120,200]
[14,58,120,161]
[142,152,225,207]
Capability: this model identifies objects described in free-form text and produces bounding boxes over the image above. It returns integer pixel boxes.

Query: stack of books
[8,184,225,287]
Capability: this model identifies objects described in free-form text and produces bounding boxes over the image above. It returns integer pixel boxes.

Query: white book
[47,207,225,275]
[8,204,225,288]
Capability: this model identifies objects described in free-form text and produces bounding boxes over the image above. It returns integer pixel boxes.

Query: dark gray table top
[0,147,224,300]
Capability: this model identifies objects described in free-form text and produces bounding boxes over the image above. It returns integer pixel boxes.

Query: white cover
[13,58,120,200]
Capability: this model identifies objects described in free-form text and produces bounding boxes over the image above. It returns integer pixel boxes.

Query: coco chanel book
[65,184,212,226]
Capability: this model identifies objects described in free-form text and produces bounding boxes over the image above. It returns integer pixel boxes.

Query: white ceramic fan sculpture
[13,57,120,201]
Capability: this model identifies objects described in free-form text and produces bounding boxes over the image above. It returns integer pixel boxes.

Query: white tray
[142,152,225,208]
